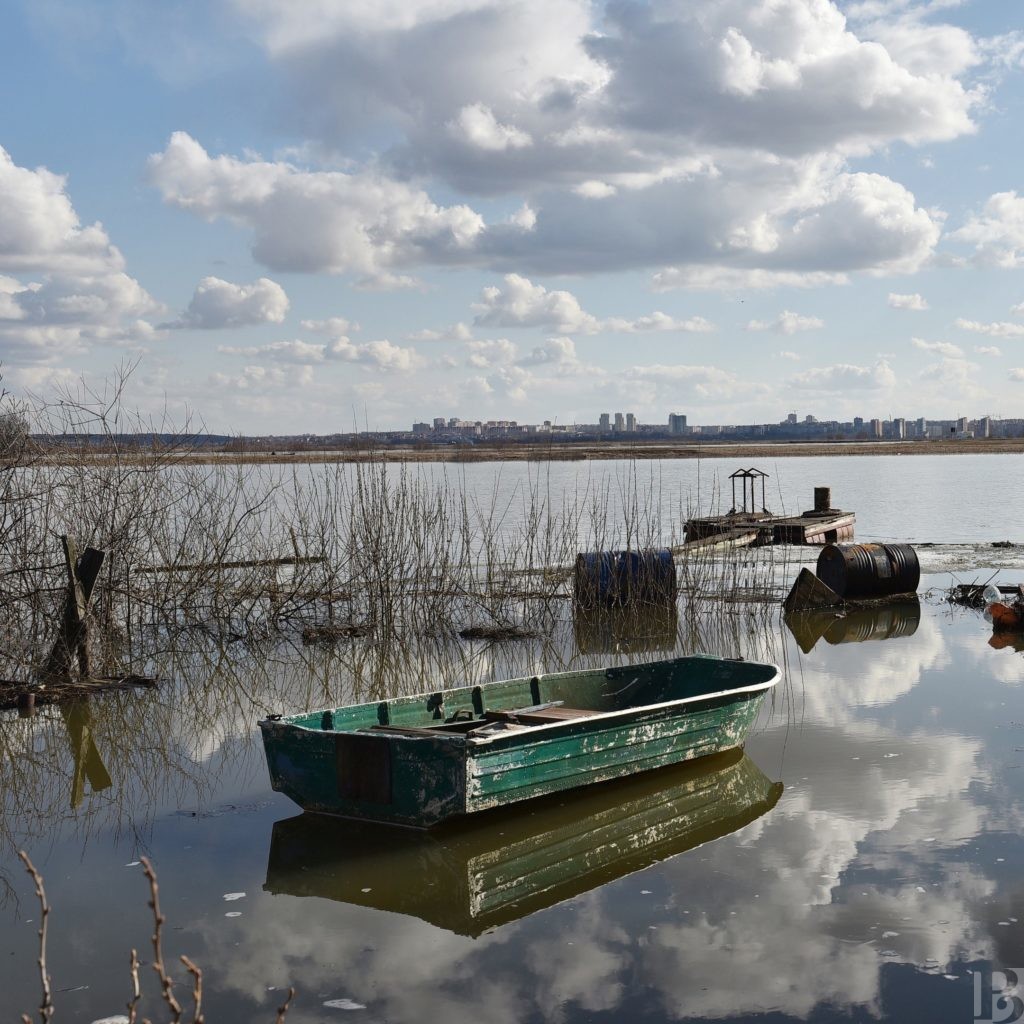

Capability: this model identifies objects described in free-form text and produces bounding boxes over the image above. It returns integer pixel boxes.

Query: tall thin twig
[140,855,183,1020]
[17,851,54,1024]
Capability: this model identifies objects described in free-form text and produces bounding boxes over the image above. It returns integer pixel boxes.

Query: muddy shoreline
[48,437,1024,465]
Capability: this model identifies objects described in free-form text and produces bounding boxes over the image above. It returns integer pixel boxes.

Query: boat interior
[279,656,776,740]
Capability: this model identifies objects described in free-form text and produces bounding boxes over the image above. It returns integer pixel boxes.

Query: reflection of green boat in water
[263,748,783,937]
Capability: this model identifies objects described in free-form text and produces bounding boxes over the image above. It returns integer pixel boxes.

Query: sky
[1,0,1024,434]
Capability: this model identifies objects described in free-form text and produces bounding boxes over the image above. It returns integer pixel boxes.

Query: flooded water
[1,453,1022,1023]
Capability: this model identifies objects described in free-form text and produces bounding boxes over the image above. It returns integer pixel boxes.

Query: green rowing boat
[264,748,783,936]
[259,653,779,827]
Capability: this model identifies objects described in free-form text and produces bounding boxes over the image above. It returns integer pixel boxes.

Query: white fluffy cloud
[952,191,1024,267]
[790,359,896,391]
[652,266,849,292]
[219,320,423,372]
[406,322,473,342]
[472,274,713,335]
[168,276,289,329]
[0,145,160,362]
[888,292,929,310]
[912,336,964,357]
[746,310,825,334]
[954,318,1024,338]
[518,336,579,366]
[917,355,987,400]
[148,132,485,287]
[149,0,975,285]
[448,104,532,152]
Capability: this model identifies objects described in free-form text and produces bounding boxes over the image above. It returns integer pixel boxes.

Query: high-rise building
[668,413,687,434]
[979,416,992,438]
[625,412,636,432]
[433,417,446,430]
[853,416,864,430]
[599,412,610,431]
[893,417,905,439]
[786,412,798,424]
[870,418,883,437]
[614,412,624,431]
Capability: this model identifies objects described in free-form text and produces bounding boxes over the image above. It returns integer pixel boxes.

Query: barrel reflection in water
[785,596,921,654]
[572,601,679,654]
[264,749,782,938]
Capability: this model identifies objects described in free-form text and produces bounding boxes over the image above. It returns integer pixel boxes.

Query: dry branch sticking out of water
[16,850,294,1023]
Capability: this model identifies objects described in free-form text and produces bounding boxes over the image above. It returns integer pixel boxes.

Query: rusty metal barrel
[816,542,920,599]
[574,548,676,607]
[813,486,831,512]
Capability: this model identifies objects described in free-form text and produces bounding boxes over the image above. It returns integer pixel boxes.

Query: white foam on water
[323,998,366,1010]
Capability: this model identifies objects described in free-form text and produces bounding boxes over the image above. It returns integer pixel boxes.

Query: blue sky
[1,0,1023,432]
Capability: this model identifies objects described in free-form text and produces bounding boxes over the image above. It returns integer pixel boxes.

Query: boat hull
[260,658,776,827]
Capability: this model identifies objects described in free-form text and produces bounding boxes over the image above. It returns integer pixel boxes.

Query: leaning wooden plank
[136,554,325,573]
[41,538,105,681]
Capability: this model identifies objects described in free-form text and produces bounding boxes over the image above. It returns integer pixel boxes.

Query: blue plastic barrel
[574,548,676,607]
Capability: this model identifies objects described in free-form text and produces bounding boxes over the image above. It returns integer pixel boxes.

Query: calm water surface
[1,453,1022,1022]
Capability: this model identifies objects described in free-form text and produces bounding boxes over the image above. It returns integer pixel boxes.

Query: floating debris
[302,622,373,644]
[323,998,367,1010]
[458,624,539,641]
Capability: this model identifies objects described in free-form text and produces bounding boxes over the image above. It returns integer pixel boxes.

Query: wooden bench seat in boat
[482,706,597,725]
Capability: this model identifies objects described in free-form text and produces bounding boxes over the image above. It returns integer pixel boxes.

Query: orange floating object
[987,601,1024,632]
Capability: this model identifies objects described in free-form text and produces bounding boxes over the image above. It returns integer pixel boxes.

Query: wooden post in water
[42,536,106,681]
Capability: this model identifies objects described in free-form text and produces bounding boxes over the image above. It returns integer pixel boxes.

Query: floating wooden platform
[684,508,855,548]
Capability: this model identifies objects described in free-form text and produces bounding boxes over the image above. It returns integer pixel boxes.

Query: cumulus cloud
[472,274,713,335]
[911,337,963,357]
[974,345,1001,357]
[167,276,289,329]
[918,356,987,400]
[0,145,160,361]
[406,322,473,342]
[472,274,599,333]
[518,336,579,366]
[746,310,824,335]
[653,267,849,292]
[888,292,929,310]
[790,360,896,391]
[150,0,972,283]
[448,104,532,151]
[464,338,517,368]
[1010,368,1024,382]
[148,132,485,287]
[951,192,1024,267]
[954,318,1024,337]
[301,316,359,335]
[219,319,423,371]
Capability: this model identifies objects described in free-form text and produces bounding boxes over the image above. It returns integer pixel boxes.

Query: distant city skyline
[410,410,1012,440]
